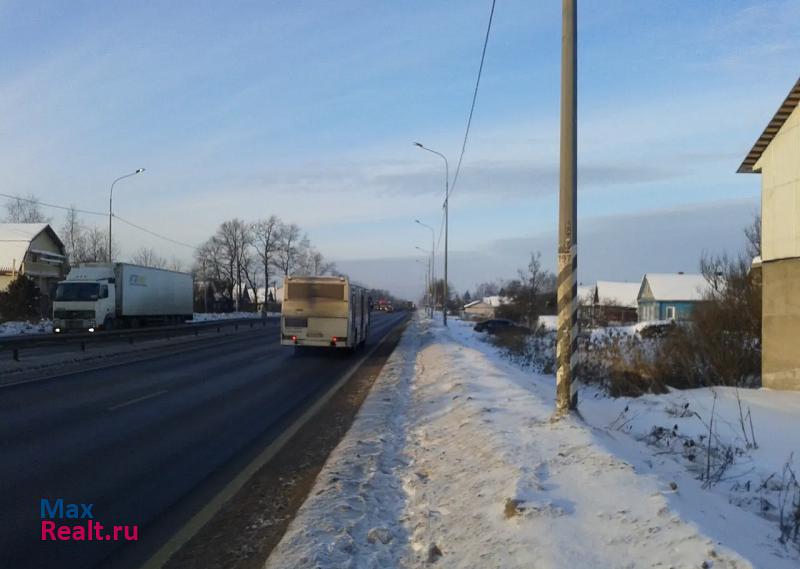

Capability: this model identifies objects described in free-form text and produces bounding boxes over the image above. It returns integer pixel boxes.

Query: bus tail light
[291,335,297,343]
[331,336,337,346]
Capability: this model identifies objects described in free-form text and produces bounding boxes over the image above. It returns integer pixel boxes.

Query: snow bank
[265,315,797,568]
[189,312,278,322]
[0,320,52,337]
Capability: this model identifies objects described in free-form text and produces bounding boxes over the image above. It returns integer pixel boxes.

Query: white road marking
[107,389,168,411]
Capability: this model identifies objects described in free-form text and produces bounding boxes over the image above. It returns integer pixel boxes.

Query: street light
[109,168,145,261]
[414,219,436,315]
[413,142,450,325]
[415,245,434,317]
[415,258,430,314]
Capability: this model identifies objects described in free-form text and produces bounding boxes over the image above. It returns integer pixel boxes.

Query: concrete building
[637,273,710,323]
[0,223,66,296]
[738,76,800,390]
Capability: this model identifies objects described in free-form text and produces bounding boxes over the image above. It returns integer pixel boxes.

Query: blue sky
[2,1,798,299]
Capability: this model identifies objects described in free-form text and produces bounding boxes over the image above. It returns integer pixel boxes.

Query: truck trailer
[52,263,193,333]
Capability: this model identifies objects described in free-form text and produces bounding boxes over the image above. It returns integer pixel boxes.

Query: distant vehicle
[52,263,193,333]
[375,298,394,312]
[281,275,369,350]
[473,319,529,335]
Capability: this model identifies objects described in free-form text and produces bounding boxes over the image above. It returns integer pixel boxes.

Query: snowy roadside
[264,314,797,568]
[0,312,274,337]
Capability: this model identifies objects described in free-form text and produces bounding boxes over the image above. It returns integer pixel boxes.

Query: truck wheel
[103,316,114,331]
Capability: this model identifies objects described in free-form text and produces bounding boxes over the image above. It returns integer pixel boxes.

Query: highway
[0,311,407,569]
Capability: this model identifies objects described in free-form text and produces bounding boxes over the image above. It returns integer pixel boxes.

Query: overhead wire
[0,192,198,250]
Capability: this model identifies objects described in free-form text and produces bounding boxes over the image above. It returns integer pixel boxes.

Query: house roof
[595,281,640,308]
[639,273,710,302]
[483,295,512,307]
[463,300,485,309]
[738,76,800,174]
[0,223,64,272]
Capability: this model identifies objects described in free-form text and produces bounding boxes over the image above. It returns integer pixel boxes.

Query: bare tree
[132,247,167,268]
[253,216,281,300]
[168,257,185,272]
[60,206,88,266]
[82,226,116,262]
[744,213,761,259]
[215,219,253,310]
[271,223,305,277]
[4,194,50,223]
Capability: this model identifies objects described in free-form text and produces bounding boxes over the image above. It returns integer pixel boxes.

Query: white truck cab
[53,264,117,332]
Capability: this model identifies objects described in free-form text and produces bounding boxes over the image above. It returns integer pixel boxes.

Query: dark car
[473,319,527,334]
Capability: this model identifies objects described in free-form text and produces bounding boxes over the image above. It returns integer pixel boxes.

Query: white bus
[281,275,370,350]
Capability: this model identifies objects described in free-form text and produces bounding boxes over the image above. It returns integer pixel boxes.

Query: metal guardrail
[0,317,278,362]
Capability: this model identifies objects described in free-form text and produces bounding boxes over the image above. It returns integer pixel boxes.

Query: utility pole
[556,0,578,415]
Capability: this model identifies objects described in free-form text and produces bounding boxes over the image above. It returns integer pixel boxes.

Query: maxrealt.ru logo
[40,499,139,541]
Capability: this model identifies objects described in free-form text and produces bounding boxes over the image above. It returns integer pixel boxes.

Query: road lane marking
[108,390,168,411]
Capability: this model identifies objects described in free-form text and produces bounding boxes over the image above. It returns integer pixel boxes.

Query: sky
[1,0,798,300]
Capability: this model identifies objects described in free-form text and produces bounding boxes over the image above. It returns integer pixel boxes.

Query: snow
[264,314,799,568]
[537,314,558,331]
[0,320,53,337]
[0,313,275,338]
[595,281,641,308]
[189,311,277,322]
[643,273,711,302]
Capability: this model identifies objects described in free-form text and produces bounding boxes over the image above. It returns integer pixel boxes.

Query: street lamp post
[415,258,430,314]
[414,142,449,326]
[415,219,436,316]
[108,168,145,261]
[415,246,433,317]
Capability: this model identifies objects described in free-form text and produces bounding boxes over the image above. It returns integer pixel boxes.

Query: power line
[113,214,197,250]
[0,192,106,217]
[0,192,197,250]
[448,0,496,201]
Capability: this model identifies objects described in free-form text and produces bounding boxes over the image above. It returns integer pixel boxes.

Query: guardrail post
[249,322,253,329]
[235,323,238,331]
[13,348,19,361]
[194,329,199,337]
[217,326,221,333]
[129,337,134,345]
[80,342,86,352]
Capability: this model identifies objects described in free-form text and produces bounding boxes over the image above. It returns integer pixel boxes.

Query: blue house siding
[638,300,699,322]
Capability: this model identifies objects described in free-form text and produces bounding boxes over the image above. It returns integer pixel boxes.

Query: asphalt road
[0,311,407,569]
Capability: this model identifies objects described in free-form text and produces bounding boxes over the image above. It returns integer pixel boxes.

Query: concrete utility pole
[556,0,578,415]
[108,168,145,262]
[413,142,449,326]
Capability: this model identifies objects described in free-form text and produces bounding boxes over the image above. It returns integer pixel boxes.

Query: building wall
[756,103,800,262]
[762,258,800,390]
[638,300,697,322]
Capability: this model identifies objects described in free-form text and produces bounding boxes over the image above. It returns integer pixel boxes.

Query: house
[593,281,640,325]
[0,223,67,297]
[637,273,710,322]
[462,295,511,320]
[738,76,800,390]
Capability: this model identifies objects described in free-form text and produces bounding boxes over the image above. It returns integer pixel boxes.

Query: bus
[281,275,370,350]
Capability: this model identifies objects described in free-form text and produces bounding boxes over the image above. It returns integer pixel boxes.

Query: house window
[665,306,676,320]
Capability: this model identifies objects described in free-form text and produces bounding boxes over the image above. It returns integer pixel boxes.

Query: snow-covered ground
[189,311,278,322]
[0,312,276,337]
[264,314,799,568]
[0,320,52,337]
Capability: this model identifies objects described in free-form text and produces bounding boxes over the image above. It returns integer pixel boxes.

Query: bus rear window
[287,282,345,300]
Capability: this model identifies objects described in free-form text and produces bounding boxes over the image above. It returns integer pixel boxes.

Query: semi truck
[52,262,193,333]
